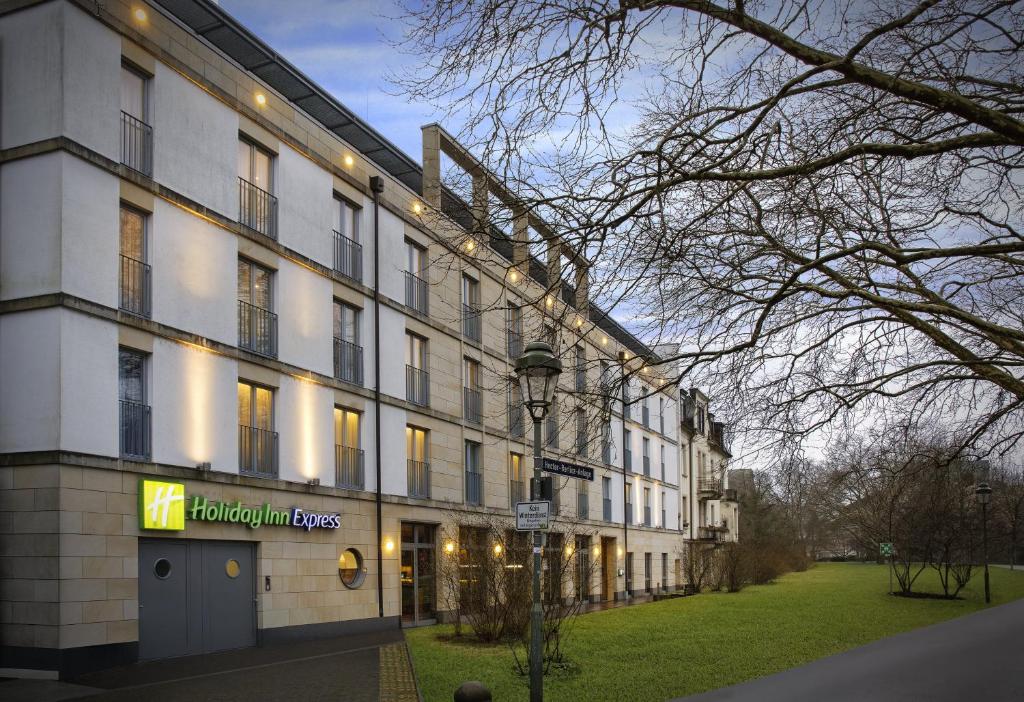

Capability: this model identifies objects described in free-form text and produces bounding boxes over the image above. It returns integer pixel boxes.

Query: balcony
[624,448,632,471]
[603,497,612,522]
[405,271,428,315]
[464,386,482,425]
[120,111,152,176]
[643,455,651,477]
[577,491,589,520]
[463,303,482,343]
[406,365,429,406]
[507,329,523,358]
[238,177,277,239]
[465,470,482,506]
[644,506,652,527]
[333,230,362,282]
[508,403,525,438]
[239,425,278,478]
[334,337,363,386]
[510,480,525,508]
[697,476,723,498]
[238,300,278,358]
[408,459,430,498]
[697,525,723,542]
[119,254,151,318]
[335,445,365,490]
[119,400,151,460]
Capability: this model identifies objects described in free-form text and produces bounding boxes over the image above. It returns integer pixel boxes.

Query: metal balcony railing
[334,337,363,386]
[510,480,525,508]
[406,365,429,406]
[644,506,652,527]
[624,448,632,471]
[238,177,277,239]
[463,303,482,343]
[642,405,650,428]
[333,230,362,282]
[405,271,428,315]
[464,386,482,425]
[698,476,723,496]
[643,455,651,477]
[238,300,278,358]
[408,459,430,498]
[603,497,613,521]
[507,329,523,358]
[120,111,152,176]
[577,491,589,520]
[335,445,365,489]
[119,400,151,460]
[698,526,722,541]
[465,470,483,506]
[119,254,151,318]
[509,403,525,438]
[239,425,278,477]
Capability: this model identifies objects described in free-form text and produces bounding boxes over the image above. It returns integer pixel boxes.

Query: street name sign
[541,457,595,481]
[516,501,551,531]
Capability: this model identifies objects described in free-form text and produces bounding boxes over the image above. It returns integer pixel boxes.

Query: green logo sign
[880,542,895,557]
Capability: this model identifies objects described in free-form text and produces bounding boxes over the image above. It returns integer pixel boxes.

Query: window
[338,549,365,589]
[575,408,587,456]
[334,408,363,489]
[575,346,586,392]
[545,397,559,449]
[625,482,633,523]
[119,205,150,317]
[405,241,428,314]
[508,383,525,438]
[644,553,652,593]
[406,426,430,498]
[464,358,482,424]
[625,552,634,596]
[507,304,523,357]
[623,429,632,470]
[662,553,668,591]
[510,453,525,507]
[659,397,665,434]
[120,63,151,175]
[577,479,588,519]
[238,259,277,357]
[333,197,362,281]
[642,437,651,476]
[601,420,612,464]
[661,490,667,529]
[660,444,666,482]
[602,476,612,521]
[543,323,557,350]
[333,301,362,385]
[643,487,652,526]
[465,441,482,505]
[238,381,276,477]
[405,333,429,406]
[642,394,650,428]
[238,139,276,238]
[462,275,482,342]
[118,348,150,459]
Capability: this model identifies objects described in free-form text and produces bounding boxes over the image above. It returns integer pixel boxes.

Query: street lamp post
[514,341,562,702]
[976,482,992,604]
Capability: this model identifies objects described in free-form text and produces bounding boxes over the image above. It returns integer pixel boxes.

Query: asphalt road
[673,596,1024,702]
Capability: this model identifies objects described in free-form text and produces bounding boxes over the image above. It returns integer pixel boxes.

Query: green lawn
[406,563,1024,702]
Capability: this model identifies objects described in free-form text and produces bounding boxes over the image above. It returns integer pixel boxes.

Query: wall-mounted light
[617,546,624,557]
[593,545,601,557]
[493,543,503,557]
[384,537,395,554]
[133,7,148,23]
[445,540,456,554]
[255,92,267,106]
[412,202,423,214]
[509,270,519,283]
[564,544,574,557]
[545,295,554,309]
[344,154,354,167]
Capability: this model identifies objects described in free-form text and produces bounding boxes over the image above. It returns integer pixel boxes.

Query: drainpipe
[370,175,385,618]
[618,351,629,601]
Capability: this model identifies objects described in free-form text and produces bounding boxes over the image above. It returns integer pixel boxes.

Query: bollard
[454,680,492,702]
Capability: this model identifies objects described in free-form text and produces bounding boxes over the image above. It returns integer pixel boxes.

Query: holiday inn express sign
[139,478,340,532]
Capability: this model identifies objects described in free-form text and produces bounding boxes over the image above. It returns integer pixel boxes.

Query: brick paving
[378,642,421,702]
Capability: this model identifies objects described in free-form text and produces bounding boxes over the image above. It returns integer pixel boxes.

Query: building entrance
[400,523,436,625]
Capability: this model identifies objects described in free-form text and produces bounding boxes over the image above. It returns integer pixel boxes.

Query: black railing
[119,254,151,318]
[238,300,278,358]
[643,455,651,477]
[510,480,525,507]
[119,400,151,459]
[408,460,430,498]
[335,445,365,489]
[509,403,525,438]
[507,329,523,358]
[577,491,589,520]
[463,303,482,343]
[464,386,482,425]
[120,111,152,176]
[406,365,429,406]
[698,477,723,495]
[238,177,278,239]
[239,425,278,477]
[334,337,363,386]
[333,230,363,282]
[465,470,482,506]
[405,271,428,315]
[624,448,632,471]
[644,506,652,527]
[603,497,613,521]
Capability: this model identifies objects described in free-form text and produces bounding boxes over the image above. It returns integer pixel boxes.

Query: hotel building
[0,0,737,678]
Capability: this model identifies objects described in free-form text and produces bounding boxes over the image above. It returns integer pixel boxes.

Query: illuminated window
[339,549,365,588]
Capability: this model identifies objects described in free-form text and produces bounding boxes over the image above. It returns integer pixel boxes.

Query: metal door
[201,541,256,653]
[139,540,195,660]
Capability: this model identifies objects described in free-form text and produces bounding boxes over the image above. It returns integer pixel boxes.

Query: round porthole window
[225,559,241,579]
[154,558,172,579]
[338,549,365,589]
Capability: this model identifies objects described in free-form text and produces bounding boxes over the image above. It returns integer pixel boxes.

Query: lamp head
[513,341,562,421]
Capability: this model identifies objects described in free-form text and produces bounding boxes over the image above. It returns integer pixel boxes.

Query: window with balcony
[463,357,482,425]
[465,440,482,506]
[660,444,666,482]
[407,425,430,498]
[333,196,362,282]
[642,437,651,477]
[334,407,364,489]
[509,452,525,508]
[333,301,363,386]
[238,139,276,238]
[507,304,523,358]
[601,421,612,464]
[119,205,150,318]
[625,482,633,523]
[237,258,277,357]
[574,345,586,392]
[662,553,669,590]
[545,398,559,449]
[642,393,650,428]
[120,63,151,175]
[644,552,652,593]
[602,476,612,521]
[577,480,589,519]
[405,241,428,314]
[462,275,481,343]
[508,384,525,438]
[405,333,429,406]
[118,347,150,460]
[623,429,632,470]
[659,397,665,434]
[238,381,277,477]
[575,408,587,456]
[661,490,667,529]
[644,487,652,526]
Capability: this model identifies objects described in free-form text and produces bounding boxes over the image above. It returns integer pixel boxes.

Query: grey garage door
[139,539,256,660]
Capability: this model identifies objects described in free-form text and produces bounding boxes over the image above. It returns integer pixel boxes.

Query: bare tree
[990,464,1024,568]
[394,0,1024,459]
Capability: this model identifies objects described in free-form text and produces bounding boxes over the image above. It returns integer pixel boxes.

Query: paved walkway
[1,629,420,702]
[673,596,1024,702]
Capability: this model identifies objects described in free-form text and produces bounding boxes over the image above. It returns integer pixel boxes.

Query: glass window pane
[254,387,272,429]
[238,140,251,181]
[118,349,144,402]
[253,148,271,190]
[121,67,145,119]
[253,265,271,310]
[237,260,251,303]
[238,382,251,427]
[120,207,145,261]
[349,206,360,243]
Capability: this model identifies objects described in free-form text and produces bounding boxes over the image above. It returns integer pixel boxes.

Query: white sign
[516,501,551,531]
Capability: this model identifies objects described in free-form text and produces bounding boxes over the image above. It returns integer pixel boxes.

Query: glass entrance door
[401,523,436,625]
